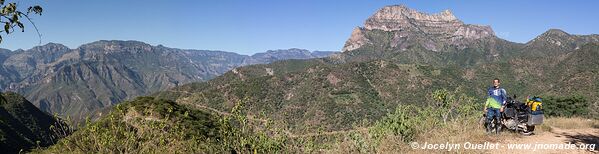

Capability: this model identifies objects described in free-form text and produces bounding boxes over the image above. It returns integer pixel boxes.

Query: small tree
[544,95,589,118]
[0,0,43,43]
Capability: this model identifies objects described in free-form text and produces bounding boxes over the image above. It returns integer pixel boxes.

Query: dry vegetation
[540,117,599,131]
[32,90,598,153]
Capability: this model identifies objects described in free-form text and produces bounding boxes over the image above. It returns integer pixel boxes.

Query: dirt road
[492,127,598,154]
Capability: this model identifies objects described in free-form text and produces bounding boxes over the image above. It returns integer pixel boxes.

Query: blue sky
[2,0,598,54]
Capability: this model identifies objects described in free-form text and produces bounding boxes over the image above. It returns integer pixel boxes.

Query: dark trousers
[486,108,501,123]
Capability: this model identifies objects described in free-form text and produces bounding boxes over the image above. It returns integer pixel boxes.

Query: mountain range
[0,42,338,119]
[152,5,599,134]
[2,4,599,153]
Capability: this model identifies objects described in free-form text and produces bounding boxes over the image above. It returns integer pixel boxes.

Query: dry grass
[315,117,599,153]
[328,118,520,153]
[398,118,523,154]
[541,117,599,131]
[402,117,599,153]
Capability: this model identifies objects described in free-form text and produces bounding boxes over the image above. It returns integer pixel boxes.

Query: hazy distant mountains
[0,41,338,118]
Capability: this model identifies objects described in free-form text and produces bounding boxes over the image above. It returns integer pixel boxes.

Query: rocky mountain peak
[264,48,311,54]
[526,29,599,52]
[532,29,573,41]
[32,43,70,51]
[79,40,153,52]
[366,5,457,28]
[343,5,496,52]
[364,5,461,31]
[543,29,570,37]
[247,48,336,64]
[528,29,571,44]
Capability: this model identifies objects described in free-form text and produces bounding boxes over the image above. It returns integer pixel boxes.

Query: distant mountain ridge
[0,40,338,118]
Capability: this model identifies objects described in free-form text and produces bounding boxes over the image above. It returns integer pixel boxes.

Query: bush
[215,99,288,153]
[38,96,288,153]
[543,95,590,118]
[365,89,480,150]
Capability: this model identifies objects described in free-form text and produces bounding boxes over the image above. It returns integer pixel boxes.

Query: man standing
[484,78,507,133]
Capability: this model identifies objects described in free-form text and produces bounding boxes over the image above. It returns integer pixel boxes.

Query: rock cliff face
[343,5,495,52]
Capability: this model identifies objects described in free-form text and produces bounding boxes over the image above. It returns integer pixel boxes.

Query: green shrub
[368,89,480,145]
[543,95,590,118]
[38,96,288,153]
[215,99,288,153]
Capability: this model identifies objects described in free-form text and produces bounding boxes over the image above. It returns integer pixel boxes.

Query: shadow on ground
[564,133,598,151]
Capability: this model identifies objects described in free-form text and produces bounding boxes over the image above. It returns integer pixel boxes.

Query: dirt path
[492,127,598,153]
[284,128,369,138]
[183,101,269,123]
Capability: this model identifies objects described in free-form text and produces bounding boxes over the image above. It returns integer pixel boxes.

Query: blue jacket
[487,86,507,108]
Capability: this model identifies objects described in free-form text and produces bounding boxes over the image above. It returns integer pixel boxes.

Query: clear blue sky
[2,0,598,54]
